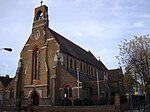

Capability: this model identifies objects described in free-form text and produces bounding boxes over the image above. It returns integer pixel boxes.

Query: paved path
[123,110,140,112]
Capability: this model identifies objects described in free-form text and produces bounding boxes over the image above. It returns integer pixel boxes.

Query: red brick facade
[3,4,110,106]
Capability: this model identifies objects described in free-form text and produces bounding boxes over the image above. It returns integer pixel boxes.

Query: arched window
[32,48,40,80]
[70,58,73,69]
[80,62,82,72]
[74,60,77,70]
[64,85,72,98]
[10,89,14,98]
[88,66,90,75]
[36,10,43,20]
[95,69,96,76]
[91,67,93,76]
[84,64,86,73]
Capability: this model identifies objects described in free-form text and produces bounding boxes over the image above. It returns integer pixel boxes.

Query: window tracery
[32,48,40,80]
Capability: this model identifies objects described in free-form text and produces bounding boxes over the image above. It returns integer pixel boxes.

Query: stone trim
[28,89,42,98]
[74,86,82,89]
[25,64,28,74]
[40,46,47,50]
[43,29,46,35]
[24,84,48,88]
[33,23,45,29]
[46,38,54,41]
[28,49,33,52]
[51,74,56,79]
[34,18,48,23]
[45,61,48,72]
[25,44,30,47]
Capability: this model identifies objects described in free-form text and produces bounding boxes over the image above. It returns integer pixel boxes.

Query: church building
[3,3,110,106]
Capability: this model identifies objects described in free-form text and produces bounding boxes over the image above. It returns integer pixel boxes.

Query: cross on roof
[40,0,43,6]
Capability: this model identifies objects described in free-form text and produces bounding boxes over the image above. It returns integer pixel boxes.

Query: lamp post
[0,48,12,52]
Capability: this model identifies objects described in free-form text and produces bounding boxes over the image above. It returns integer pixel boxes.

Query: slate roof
[0,76,13,87]
[68,69,96,87]
[68,70,108,91]
[49,28,107,70]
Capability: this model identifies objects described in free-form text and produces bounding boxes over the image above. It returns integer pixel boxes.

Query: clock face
[34,30,40,40]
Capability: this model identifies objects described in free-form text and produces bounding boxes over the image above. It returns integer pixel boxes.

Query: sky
[0,0,150,77]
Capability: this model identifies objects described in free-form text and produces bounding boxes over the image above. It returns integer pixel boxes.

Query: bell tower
[33,1,49,29]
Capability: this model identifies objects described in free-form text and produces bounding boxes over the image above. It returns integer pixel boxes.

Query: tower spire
[40,0,43,6]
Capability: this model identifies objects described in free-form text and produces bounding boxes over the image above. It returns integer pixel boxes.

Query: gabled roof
[108,68,123,82]
[0,76,13,87]
[49,28,107,70]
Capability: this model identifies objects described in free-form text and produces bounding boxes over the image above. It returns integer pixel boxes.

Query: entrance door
[31,91,39,106]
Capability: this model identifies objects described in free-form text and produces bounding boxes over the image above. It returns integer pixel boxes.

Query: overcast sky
[0,0,150,77]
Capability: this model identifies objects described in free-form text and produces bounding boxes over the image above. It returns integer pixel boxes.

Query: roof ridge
[49,28,107,70]
[49,28,89,53]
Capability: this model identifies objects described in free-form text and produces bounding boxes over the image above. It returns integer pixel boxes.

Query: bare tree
[116,35,150,99]
[124,68,134,94]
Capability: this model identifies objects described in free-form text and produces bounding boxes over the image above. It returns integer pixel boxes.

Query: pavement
[124,103,150,112]
[123,110,140,112]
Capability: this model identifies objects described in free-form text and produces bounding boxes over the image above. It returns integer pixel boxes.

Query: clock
[34,30,40,40]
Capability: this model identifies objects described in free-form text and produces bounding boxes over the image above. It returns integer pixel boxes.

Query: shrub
[73,98,82,106]
[82,98,93,105]
[61,98,72,106]
[97,97,107,105]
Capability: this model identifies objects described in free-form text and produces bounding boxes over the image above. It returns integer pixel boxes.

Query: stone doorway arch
[31,90,39,106]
